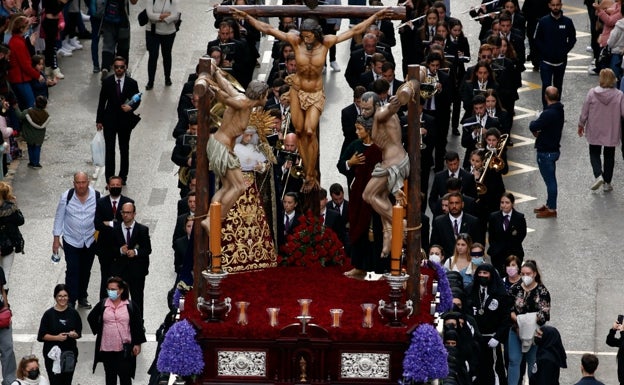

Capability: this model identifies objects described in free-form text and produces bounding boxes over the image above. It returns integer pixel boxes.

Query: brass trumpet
[488,133,508,172]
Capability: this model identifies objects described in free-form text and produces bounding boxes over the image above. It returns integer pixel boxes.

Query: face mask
[107,289,119,301]
[522,276,534,286]
[429,254,441,264]
[109,187,122,197]
[477,276,489,286]
[452,304,462,313]
[472,257,484,266]
[506,266,518,278]
[27,369,39,380]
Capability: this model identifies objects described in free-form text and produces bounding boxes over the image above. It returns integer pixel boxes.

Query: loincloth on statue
[285,75,325,112]
[207,135,241,178]
[371,154,410,194]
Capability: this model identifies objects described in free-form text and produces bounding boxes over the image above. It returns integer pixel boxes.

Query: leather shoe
[145,83,154,90]
[78,299,92,309]
[533,205,548,213]
[536,209,557,218]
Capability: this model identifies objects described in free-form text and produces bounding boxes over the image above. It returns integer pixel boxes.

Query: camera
[617,314,623,324]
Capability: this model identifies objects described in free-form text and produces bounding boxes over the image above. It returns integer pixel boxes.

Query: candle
[267,307,280,327]
[361,303,376,328]
[390,204,403,275]
[432,280,439,294]
[236,302,249,326]
[210,202,222,272]
[430,301,436,315]
[330,309,343,328]
[298,299,312,316]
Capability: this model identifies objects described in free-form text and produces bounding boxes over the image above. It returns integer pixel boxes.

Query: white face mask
[522,276,534,286]
[429,254,441,264]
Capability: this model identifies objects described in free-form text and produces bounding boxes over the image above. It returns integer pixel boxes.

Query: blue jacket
[530,102,564,152]
[534,13,576,64]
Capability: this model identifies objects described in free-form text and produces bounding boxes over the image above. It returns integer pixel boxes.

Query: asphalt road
[4,0,624,383]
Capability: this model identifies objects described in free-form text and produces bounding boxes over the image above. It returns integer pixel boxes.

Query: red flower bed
[182,266,434,342]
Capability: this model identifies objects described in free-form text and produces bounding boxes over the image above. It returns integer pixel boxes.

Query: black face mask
[27,369,39,380]
[452,304,462,313]
[109,187,122,197]
[477,276,490,287]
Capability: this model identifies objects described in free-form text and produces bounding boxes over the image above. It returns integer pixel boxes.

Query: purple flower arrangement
[157,319,205,376]
[428,261,453,313]
[172,287,182,309]
[401,323,448,384]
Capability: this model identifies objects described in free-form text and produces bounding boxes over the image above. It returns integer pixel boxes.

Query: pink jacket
[598,3,622,47]
[579,86,624,147]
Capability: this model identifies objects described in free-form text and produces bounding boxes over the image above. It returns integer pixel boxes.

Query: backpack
[66,188,100,204]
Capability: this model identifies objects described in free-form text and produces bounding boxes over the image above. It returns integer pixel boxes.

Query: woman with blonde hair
[578,68,624,192]
[12,355,49,385]
[443,233,477,288]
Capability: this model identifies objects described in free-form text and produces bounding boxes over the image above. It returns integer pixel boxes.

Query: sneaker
[32,164,42,169]
[69,37,83,50]
[100,68,109,81]
[604,182,613,192]
[53,67,65,79]
[93,65,100,73]
[590,175,604,190]
[57,47,73,57]
[588,65,599,75]
[330,61,341,72]
[61,39,75,52]
[586,45,593,53]
[78,298,92,309]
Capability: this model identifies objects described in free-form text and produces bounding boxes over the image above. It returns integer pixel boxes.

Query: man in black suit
[430,192,483,258]
[206,21,251,87]
[327,183,349,224]
[345,34,394,89]
[319,188,346,246]
[96,56,140,185]
[94,176,134,300]
[339,86,366,171]
[422,52,453,171]
[498,14,526,71]
[460,94,500,169]
[173,217,193,283]
[358,53,386,90]
[113,202,151,318]
[381,61,404,96]
[487,193,527,276]
[278,192,300,248]
[429,151,477,212]
[172,191,196,247]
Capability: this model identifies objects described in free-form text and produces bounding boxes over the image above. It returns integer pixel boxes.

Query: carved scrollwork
[217,351,267,377]
[340,352,390,379]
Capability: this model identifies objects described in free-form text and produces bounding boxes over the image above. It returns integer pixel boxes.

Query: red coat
[8,34,40,84]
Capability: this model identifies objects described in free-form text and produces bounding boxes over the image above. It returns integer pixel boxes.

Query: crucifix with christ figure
[219,3,405,193]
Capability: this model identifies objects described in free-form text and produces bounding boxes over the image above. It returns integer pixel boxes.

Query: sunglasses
[113,65,126,69]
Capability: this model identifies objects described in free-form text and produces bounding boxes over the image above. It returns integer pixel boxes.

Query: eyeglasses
[113,65,126,69]
[121,211,134,214]
[22,354,36,360]
[480,55,493,59]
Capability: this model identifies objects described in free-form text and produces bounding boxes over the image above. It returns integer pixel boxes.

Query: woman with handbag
[144,0,180,90]
[11,355,50,385]
[0,182,24,291]
[37,284,81,385]
[87,276,146,385]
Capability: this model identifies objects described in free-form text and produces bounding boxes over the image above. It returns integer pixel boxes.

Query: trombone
[476,151,494,195]
[488,133,508,172]
[281,156,305,199]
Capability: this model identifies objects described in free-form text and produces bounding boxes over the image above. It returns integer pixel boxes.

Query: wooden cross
[215,4,406,19]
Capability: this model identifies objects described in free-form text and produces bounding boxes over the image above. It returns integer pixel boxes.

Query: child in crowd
[31,54,56,99]
[15,95,49,169]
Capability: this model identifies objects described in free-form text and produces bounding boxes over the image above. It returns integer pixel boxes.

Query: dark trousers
[98,254,112,300]
[586,2,601,62]
[425,108,451,171]
[45,355,75,385]
[90,16,102,68]
[62,241,96,305]
[42,18,58,69]
[527,19,540,68]
[539,61,566,108]
[146,31,176,84]
[477,336,507,385]
[103,125,132,182]
[27,144,41,166]
[102,351,132,385]
[127,274,145,320]
[589,144,615,183]
[101,23,131,71]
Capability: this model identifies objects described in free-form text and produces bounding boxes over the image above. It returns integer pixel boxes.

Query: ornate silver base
[378,273,413,327]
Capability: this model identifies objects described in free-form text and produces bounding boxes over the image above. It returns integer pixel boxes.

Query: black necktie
[126,227,131,245]
[116,79,122,99]
[112,201,117,217]
[503,214,510,231]
[453,219,458,236]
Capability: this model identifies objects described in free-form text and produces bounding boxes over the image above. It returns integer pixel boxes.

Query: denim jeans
[589,145,615,183]
[508,329,537,385]
[540,61,566,108]
[11,82,35,110]
[27,144,41,166]
[537,151,559,209]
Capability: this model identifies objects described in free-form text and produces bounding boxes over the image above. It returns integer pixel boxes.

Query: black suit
[277,212,300,248]
[428,169,477,211]
[112,221,151,317]
[460,115,501,169]
[422,70,452,171]
[487,209,527,275]
[94,194,134,300]
[172,212,192,247]
[430,213,483,258]
[173,234,190,279]
[323,209,346,247]
[344,48,394,89]
[96,75,140,183]
[339,103,360,178]
[378,20,396,47]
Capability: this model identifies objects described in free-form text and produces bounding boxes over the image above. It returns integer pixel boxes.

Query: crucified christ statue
[232,7,393,192]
